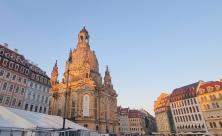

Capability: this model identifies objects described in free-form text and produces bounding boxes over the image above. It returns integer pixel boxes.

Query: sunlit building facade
[154,93,175,135]
[0,43,50,113]
[49,27,119,134]
[197,80,222,135]
[169,81,207,134]
[118,107,130,136]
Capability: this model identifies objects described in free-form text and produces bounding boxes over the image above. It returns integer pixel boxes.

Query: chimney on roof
[14,48,18,52]
[3,43,8,47]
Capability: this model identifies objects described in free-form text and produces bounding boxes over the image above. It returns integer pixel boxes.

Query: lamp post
[63,49,72,129]
[62,68,69,129]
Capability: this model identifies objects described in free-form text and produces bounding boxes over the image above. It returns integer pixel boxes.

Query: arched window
[83,95,89,117]
[219,122,222,128]
[202,124,205,128]
[213,122,217,128]
[216,102,220,108]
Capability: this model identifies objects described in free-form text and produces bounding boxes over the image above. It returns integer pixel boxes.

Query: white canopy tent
[0,106,88,136]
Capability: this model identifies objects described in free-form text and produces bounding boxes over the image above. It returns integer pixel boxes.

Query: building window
[0,49,5,55]
[189,107,192,113]
[2,82,7,90]
[25,104,28,110]
[25,69,29,75]
[21,88,25,95]
[45,97,48,103]
[219,122,222,128]
[14,64,19,71]
[187,99,190,105]
[15,86,19,93]
[23,79,27,84]
[3,59,8,66]
[17,100,22,107]
[194,98,197,104]
[35,106,38,112]
[207,104,210,109]
[12,75,16,80]
[198,114,202,120]
[44,107,46,113]
[213,122,217,128]
[216,102,220,108]
[9,85,14,92]
[191,115,195,121]
[37,95,40,101]
[12,98,16,106]
[31,74,35,79]
[20,67,24,73]
[0,96,4,103]
[33,94,36,100]
[196,106,199,112]
[18,77,22,82]
[6,72,10,79]
[5,97,10,105]
[41,96,44,103]
[36,75,39,81]
[0,70,4,76]
[30,105,33,111]
[9,62,14,69]
[84,124,88,128]
[195,114,198,121]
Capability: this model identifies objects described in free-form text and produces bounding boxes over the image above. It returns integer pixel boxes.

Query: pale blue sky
[1,0,222,115]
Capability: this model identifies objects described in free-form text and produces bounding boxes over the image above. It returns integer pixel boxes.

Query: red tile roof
[128,110,145,118]
[170,81,200,102]
[198,81,222,95]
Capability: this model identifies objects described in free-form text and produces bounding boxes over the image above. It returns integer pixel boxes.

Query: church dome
[64,27,102,85]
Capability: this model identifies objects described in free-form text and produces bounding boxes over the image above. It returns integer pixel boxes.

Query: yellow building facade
[197,80,222,135]
[154,93,175,135]
[49,27,119,134]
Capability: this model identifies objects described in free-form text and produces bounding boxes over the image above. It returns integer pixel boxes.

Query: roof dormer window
[16,56,21,63]
[5,53,10,58]
[215,85,220,91]
[0,49,4,55]
[207,86,214,92]
[11,54,16,60]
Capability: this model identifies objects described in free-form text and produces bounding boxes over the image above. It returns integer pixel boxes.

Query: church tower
[50,60,58,86]
[103,66,113,89]
[49,27,119,135]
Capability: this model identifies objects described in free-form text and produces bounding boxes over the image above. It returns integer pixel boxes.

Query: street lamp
[63,49,72,129]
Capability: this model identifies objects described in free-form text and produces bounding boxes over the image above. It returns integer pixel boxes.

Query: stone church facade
[49,27,119,134]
